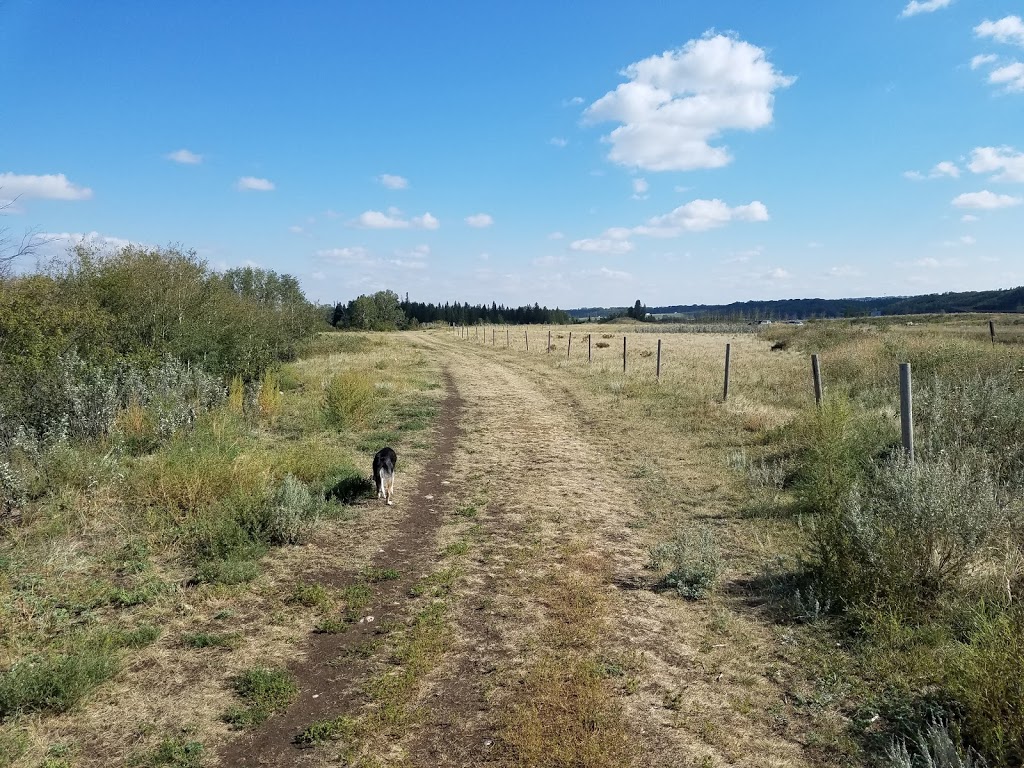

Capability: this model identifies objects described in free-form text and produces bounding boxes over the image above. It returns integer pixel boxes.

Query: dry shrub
[227,375,245,414]
[595,342,610,349]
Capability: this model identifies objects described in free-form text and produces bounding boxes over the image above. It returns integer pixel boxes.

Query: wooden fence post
[723,343,731,402]
[588,334,592,363]
[811,354,823,406]
[492,329,495,346]
[548,330,552,353]
[989,320,996,346]
[623,336,627,373]
[656,339,662,382]
[506,328,509,348]
[567,332,572,360]
[525,329,529,351]
[900,362,914,462]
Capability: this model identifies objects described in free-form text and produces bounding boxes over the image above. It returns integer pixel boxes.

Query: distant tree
[627,299,646,321]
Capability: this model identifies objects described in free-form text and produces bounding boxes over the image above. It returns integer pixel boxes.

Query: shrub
[885,717,988,768]
[648,527,722,599]
[293,715,357,746]
[815,455,1010,609]
[261,474,319,545]
[323,371,377,428]
[130,737,204,768]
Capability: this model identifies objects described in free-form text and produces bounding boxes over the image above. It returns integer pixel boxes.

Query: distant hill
[568,286,1024,321]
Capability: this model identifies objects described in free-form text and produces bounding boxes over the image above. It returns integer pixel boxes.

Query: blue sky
[2,1,1023,308]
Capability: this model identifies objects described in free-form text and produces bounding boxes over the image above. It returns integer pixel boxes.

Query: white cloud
[378,174,409,189]
[569,238,635,254]
[903,160,959,180]
[584,32,793,171]
[968,146,1024,181]
[646,198,769,233]
[989,61,1024,91]
[548,231,565,240]
[413,212,440,229]
[0,172,93,200]
[41,231,136,250]
[941,235,976,247]
[764,267,790,280]
[971,54,998,70]
[237,176,275,191]
[631,178,649,199]
[900,0,953,18]
[465,213,494,228]
[288,225,304,234]
[808,241,824,249]
[961,214,979,222]
[549,137,568,147]
[961,235,976,245]
[592,266,632,281]
[975,16,1024,46]
[166,149,202,165]
[951,190,1023,209]
[564,96,585,106]
[355,210,440,229]
[317,246,370,263]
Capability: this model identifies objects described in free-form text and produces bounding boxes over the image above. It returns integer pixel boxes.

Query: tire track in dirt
[218,369,463,767]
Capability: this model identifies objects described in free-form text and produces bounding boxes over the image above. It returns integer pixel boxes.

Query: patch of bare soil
[218,370,463,767]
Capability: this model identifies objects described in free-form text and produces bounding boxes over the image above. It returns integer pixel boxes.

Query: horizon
[3,2,1023,308]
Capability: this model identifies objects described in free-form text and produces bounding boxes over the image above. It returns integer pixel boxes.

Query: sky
[2,1,1023,309]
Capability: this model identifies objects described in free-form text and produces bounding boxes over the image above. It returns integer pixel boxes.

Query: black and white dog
[372,447,397,505]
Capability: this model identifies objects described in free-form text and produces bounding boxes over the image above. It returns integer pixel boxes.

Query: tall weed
[323,370,377,428]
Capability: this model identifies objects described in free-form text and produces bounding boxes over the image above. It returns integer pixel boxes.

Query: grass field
[2,317,1021,767]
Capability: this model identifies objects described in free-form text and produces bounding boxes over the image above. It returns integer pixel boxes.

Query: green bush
[815,455,1010,610]
[260,474,319,545]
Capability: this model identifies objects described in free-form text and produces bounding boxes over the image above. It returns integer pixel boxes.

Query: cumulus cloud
[237,176,275,191]
[968,146,1024,181]
[646,198,769,232]
[987,61,1024,91]
[354,210,440,229]
[903,160,959,180]
[951,190,1023,209]
[0,172,93,200]
[971,54,998,69]
[549,137,568,147]
[900,0,953,18]
[631,178,649,199]
[465,213,494,228]
[975,15,1024,46]
[548,231,565,240]
[826,265,862,278]
[961,214,980,222]
[288,225,304,234]
[166,149,202,165]
[378,174,408,189]
[584,32,794,171]
[569,238,635,254]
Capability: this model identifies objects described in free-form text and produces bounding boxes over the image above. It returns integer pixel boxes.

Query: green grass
[293,714,358,747]
[289,581,332,610]
[361,566,400,583]
[0,643,120,717]
[223,667,298,728]
[129,737,204,767]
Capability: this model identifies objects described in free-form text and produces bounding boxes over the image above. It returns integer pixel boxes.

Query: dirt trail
[218,371,463,767]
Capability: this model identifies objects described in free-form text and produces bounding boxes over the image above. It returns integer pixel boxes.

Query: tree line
[330,291,572,330]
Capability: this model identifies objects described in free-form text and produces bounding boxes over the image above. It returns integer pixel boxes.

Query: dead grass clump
[595,342,610,349]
